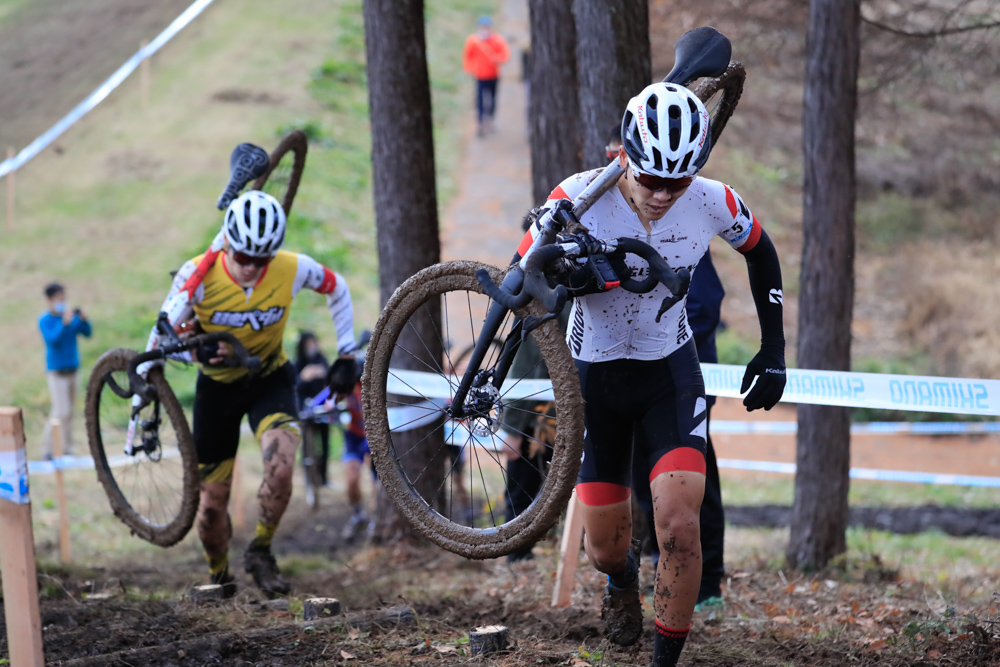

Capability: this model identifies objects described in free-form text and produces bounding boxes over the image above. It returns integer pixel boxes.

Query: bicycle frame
[447,161,625,420]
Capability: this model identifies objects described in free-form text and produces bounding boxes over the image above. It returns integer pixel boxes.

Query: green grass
[727,524,1000,593]
[720,470,1000,508]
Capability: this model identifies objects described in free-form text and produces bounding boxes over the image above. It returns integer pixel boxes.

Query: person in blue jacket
[38,283,92,459]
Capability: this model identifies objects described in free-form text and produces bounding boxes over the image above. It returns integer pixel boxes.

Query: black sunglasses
[230,249,273,268]
[631,169,694,194]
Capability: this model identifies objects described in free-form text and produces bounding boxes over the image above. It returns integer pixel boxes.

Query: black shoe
[244,545,290,597]
[601,538,643,646]
[210,569,237,599]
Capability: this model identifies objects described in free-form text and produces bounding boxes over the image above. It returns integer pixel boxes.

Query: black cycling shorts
[575,339,707,506]
[192,362,299,467]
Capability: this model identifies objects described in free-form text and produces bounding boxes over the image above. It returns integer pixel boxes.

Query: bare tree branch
[861,14,1000,38]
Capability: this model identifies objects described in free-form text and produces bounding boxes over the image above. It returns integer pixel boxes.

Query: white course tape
[718,458,1000,488]
[387,369,553,401]
[710,420,1000,436]
[387,365,1000,415]
[704,364,999,416]
[0,449,30,504]
[0,0,216,180]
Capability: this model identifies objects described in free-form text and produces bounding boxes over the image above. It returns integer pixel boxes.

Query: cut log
[297,604,415,631]
[469,625,509,656]
[190,584,224,602]
[303,597,341,620]
[262,598,290,612]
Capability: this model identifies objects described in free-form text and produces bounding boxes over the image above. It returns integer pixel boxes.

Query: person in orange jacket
[462,16,510,136]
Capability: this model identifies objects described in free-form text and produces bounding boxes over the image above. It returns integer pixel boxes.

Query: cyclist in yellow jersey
[148,190,357,597]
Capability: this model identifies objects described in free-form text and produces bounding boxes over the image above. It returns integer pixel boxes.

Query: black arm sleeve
[742,228,785,351]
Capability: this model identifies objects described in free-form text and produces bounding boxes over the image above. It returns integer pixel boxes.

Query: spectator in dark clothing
[632,250,726,608]
[295,332,331,485]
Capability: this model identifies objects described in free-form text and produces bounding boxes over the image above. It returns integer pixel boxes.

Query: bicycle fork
[450,270,526,420]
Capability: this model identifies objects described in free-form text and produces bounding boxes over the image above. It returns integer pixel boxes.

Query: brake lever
[654,268,691,322]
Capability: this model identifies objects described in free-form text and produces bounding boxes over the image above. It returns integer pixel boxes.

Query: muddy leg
[579,497,633,575]
[197,476,234,574]
[254,428,300,545]
[650,470,705,629]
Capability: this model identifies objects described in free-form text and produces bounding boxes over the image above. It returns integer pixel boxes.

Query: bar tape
[387,364,1000,416]
[0,449,30,504]
[0,0,216,180]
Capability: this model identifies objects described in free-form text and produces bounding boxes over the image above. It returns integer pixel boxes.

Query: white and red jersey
[525,169,763,363]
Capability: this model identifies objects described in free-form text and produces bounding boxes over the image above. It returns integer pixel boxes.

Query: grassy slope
[0,0,495,451]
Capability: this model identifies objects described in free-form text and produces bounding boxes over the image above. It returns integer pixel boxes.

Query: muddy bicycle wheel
[692,60,746,147]
[252,129,308,217]
[362,261,584,560]
[84,349,199,547]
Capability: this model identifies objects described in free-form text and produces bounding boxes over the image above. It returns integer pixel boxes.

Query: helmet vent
[257,210,268,238]
[668,104,681,120]
[651,147,663,173]
[669,127,681,152]
[689,122,700,142]
[687,98,699,113]
[679,151,693,174]
[666,157,678,173]
[647,112,659,139]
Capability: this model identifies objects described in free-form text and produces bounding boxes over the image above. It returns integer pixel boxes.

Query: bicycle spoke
[403,318,447,378]
[393,342,456,389]
[469,439,497,527]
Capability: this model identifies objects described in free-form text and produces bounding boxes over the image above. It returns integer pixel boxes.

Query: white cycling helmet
[621,83,712,178]
[224,190,286,257]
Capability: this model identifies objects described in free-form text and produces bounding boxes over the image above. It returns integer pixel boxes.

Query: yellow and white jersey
[153,248,355,383]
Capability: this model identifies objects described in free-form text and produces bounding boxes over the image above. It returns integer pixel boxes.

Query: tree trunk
[528,0,582,204]
[363,0,445,542]
[574,0,651,170]
[786,0,860,571]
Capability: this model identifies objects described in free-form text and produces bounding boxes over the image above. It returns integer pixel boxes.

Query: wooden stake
[5,146,14,230]
[551,489,585,607]
[0,407,46,667]
[231,454,245,530]
[140,40,150,108]
[52,419,72,563]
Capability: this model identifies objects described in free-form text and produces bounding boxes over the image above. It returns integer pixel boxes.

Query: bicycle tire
[84,348,199,547]
[362,260,584,560]
[301,421,324,511]
[252,129,308,217]
[692,60,746,147]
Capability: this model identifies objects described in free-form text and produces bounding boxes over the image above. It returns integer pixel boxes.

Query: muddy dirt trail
[0,0,195,151]
[4,0,1000,665]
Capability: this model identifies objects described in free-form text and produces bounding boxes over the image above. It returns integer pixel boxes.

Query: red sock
[652,620,690,667]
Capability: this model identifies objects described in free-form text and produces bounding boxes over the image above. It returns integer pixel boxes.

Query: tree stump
[190,584,223,602]
[469,625,509,656]
[303,597,341,620]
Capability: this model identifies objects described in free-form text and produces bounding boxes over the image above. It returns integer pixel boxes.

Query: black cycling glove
[327,357,360,395]
[196,340,225,366]
[740,342,786,411]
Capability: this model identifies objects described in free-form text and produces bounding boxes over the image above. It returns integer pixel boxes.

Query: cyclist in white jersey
[519,83,785,667]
